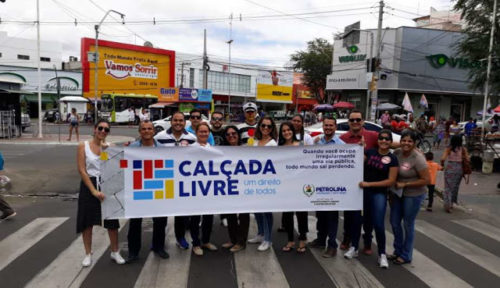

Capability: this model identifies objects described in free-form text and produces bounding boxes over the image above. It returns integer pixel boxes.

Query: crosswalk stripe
[25,219,127,288]
[304,215,384,288]
[452,219,500,243]
[384,227,472,288]
[134,217,191,288]
[415,219,500,278]
[234,215,289,288]
[0,217,68,272]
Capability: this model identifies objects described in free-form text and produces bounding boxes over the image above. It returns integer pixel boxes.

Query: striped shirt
[154,128,196,146]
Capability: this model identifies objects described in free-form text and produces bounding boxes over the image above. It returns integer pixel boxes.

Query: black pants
[0,195,14,215]
[175,216,188,241]
[190,215,214,247]
[282,212,308,242]
[127,217,167,256]
[342,211,351,245]
[427,185,435,207]
[227,213,250,246]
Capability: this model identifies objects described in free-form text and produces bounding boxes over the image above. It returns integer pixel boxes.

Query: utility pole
[36,0,42,138]
[53,65,61,142]
[227,13,233,117]
[180,62,185,88]
[370,0,384,121]
[202,29,208,90]
[482,0,497,140]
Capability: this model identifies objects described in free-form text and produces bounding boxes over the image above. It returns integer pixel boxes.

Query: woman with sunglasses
[220,126,250,253]
[189,122,218,256]
[76,119,125,267]
[279,122,309,253]
[389,129,430,265]
[247,116,277,252]
[349,129,398,268]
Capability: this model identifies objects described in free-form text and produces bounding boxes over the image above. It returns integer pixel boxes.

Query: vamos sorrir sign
[81,38,175,98]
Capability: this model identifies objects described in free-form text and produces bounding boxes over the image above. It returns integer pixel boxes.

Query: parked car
[305,119,401,143]
[152,112,209,134]
[21,113,30,131]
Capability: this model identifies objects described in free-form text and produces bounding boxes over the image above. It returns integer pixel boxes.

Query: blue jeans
[369,192,388,255]
[389,193,425,262]
[255,213,273,242]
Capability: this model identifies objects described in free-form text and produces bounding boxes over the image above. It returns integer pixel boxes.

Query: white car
[153,112,209,134]
[305,119,401,143]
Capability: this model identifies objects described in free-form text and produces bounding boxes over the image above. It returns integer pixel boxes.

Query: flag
[402,92,413,112]
[419,94,428,109]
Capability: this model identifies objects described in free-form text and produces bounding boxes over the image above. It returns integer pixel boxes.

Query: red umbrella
[333,101,355,109]
[494,105,500,113]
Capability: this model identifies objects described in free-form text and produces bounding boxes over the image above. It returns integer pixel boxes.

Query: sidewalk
[0,133,134,145]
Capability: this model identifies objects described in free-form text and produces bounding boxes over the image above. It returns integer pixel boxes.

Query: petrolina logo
[104,60,158,80]
[303,184,315,197]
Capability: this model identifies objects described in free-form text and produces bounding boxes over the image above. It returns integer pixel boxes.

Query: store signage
[45,77,80,91]
[178,88,212,102]
[339,45,367,63]
[104,60,158,80]
[425,54,483,69]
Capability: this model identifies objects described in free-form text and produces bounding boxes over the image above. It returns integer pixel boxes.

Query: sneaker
[221,218,228,227]
[154,249,170,259]
[82,254,92,267]
[126,254,139,264]
[344,247,359,259]
[308,238,326,249]
[0,211,16,221]
[230,244,245,253]
[176,238,189,250]
[322,247,337,258]
[192,246,204,256]
[111,251,125,264]
[201,243,218,251]
[222,242,234,249]
[248,234,264,244]
[379,254,389,269]
[257,241,271,251]
[362,245,373,256]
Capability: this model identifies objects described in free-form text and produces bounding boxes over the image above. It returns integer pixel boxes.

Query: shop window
[40,57,51,62]
[17,54,30,60]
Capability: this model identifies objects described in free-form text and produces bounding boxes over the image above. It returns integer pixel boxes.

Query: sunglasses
[349,118,363,123]
[260,124,273,129]
[212,117,224,121]
[190,115,201,119]
[378,136,392,141]
[97,126,110,133]
[226,132,238,137]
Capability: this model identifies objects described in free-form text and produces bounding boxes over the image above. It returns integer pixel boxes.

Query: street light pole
[36,0,42,138]
[94,10,125,123]
[227,13,233,118]
[481,0,497,141]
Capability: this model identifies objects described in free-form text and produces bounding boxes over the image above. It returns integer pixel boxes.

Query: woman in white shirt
[247,116,277,251]
[291,114,314,145]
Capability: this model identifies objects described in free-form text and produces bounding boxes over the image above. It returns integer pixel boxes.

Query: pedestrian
[247,116,277,252]
[464,118,477,147]
[440,135,469,213]
[380,110,391,128]
[291,114,314,145]
[237,102,259,145]
[425,152,442,212]
[351,129,398,268]
[67,108,80,141]
[279,122,308,253]
[449,120,461,137]
[76,119,125,267]
[220,126,250,253]
[0,152,16,221]
[139,108,150,122]
[126,120,169,263]
[432,118,445,150]
[186,109,215,146]
[309,116,345,258]
[128,107,135,126]
[189,122,218,256]
[389,129,430,265]
[154,111,197,250]
[210,111,228,227]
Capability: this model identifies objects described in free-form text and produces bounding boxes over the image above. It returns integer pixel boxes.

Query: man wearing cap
[237,102,259,145]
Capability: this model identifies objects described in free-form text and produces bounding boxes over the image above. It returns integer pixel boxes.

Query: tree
[455,0,500,107]
[289,38,333,103]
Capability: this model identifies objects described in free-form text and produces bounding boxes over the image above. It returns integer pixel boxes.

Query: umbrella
[333,101,355,109]
[313,104,334,111]
[419,94,428,109]
[402,92,413,112]
[377,103,400,110]
[494,105,500,113]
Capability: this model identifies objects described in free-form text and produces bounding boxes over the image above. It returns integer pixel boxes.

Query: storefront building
[327,26,484,121]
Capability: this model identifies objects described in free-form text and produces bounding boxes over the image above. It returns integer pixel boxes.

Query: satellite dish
[144,41,153,47]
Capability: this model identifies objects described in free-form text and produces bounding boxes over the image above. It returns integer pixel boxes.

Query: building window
[17,54,30,60]
[40,57,51,62]
[0,52,2,58]
[199,71,251,94]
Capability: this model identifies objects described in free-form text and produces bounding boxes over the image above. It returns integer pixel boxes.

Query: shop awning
[21,94,56,104]
[149,102,176,108]
[0,89,33,95]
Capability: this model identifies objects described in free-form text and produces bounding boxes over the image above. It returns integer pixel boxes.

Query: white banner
[101,145,363,219]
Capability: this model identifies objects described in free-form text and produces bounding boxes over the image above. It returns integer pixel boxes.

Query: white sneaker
[82,254,92,267]
[111,251,125,265]
[379,254,389,269]
[257,241,271,251]
[248,234,264,244]
[344,247,358,259]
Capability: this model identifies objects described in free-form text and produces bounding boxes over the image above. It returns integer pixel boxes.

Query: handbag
[461,147,472,184]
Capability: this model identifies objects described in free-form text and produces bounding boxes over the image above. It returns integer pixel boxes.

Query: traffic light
[369,76,378,91]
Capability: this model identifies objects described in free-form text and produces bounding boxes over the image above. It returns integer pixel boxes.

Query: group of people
[75,102,468,271]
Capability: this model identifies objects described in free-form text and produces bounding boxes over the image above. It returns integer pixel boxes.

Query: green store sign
[339,45,367,63]
[426,54,484,69]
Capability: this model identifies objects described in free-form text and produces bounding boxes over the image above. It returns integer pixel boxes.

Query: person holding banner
[126,121,169,263]
[237,102,258,145]
[154,111,196,250]
[350,129,398,268]
[390,129,429,265]
[309,116,345,258]
[76,119,125,267]
[220,126,250,253]
[189,122,218,256]
[279,122,309,253]
[291,114,314,146]
[248,116,277,252]
[186,109,215,146]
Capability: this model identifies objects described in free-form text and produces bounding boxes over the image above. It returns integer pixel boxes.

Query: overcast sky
[0,0,454,68]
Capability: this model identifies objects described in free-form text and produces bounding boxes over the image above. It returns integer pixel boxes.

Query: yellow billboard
[81,38,175,98]
[256,70,293,103]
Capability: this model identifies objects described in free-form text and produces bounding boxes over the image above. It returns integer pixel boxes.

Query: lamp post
[94,10,125,123]
[227,13,234,118]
